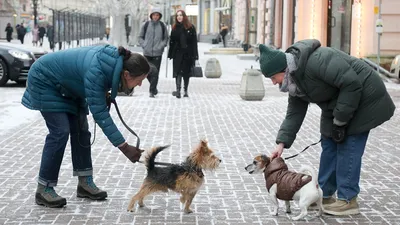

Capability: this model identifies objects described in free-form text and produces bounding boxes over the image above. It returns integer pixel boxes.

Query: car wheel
[0,58,9,86]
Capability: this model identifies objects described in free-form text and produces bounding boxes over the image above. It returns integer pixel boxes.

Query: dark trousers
[145,55,162,94]
[6,35,12,42]
[39,36,44,46]
[18,35,24,44]
[39,111,93,187]
[175,73,190,92]
[48,39,54,50]
[222,34,227,47]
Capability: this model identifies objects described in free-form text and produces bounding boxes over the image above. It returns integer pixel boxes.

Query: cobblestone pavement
[0,43,400,224]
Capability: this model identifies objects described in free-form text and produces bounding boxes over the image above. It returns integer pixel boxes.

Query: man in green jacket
[260,39,395,215]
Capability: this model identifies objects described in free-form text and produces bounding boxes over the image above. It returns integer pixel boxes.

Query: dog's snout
[219,159,222,163]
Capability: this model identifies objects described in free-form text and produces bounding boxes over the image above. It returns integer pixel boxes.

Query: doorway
[327,0,353,54]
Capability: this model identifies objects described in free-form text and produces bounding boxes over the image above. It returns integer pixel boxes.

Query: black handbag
[191,60,203,78]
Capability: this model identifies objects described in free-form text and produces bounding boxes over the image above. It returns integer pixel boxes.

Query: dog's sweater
[264,157,312,201]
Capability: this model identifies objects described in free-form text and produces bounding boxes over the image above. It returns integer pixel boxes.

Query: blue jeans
[39,111,93,187]
[318,131,369,202]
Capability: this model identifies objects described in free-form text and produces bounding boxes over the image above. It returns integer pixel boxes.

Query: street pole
[377,0,382,73]
[165,0,171,78]
[33,0,38,26]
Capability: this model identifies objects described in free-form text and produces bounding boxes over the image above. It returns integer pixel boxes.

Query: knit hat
[259,44,287,78]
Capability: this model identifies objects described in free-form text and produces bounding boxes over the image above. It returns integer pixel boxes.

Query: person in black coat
[167,10,199,98]
[5,23,13,42]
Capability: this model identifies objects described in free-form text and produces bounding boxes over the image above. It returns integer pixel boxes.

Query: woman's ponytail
[118,46,132,61]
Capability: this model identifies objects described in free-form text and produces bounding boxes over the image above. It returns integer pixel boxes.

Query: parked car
[0,42,47,86]
[390,55,400,79]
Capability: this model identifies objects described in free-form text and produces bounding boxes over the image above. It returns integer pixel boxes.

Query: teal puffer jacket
[21,45,125,147]
[276,39,395,148]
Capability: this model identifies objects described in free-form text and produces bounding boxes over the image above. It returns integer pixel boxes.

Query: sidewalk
[0,40,399,224]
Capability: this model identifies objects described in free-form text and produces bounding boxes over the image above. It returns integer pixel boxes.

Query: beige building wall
[233,0,246,42]
[292,0,399,57]
[232,0,400,56]
[370,0,400,56]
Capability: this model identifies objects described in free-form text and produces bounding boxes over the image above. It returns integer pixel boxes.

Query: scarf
[279,53,305,97]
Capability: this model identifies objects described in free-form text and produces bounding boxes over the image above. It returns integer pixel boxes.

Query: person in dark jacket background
[168,10,199,98]
[17,23,26,44]
[261,39,395,216]
[21,45,150,208]
[38,25,46,47]
[138,8,168,98]
[5,23,13,42]
[46,24,54,50]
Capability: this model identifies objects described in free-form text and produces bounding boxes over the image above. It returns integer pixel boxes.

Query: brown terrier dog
[127,140,221,213]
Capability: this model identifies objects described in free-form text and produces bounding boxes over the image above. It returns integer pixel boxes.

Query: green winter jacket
[277,39,395,148]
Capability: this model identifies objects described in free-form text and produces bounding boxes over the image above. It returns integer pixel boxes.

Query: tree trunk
[110,14,127,47]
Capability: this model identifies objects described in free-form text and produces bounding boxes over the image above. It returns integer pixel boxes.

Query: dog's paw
[184,209,193,214]
[270,211,278,216]
[127,208,135,213]
[291,216,300,221]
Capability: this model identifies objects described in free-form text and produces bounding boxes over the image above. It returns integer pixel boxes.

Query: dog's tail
[299,165,319,189]
[144,145,171,171]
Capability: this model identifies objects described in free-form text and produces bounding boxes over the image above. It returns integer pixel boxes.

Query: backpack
[143,21,167,40]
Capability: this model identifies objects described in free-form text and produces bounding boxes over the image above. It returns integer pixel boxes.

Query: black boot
[183,76,190,97]
[173,75,182,99]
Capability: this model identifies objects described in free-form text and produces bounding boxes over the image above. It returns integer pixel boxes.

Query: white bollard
[204,58,222,78]
[239,68,265,101]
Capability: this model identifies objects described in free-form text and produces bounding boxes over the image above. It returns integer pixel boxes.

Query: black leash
[110,99,140,149]
[110,98,173,166]
[284,139,322,160]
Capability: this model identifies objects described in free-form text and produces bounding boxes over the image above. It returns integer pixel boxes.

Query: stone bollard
[204,58,222,78]
[239,68,265,101]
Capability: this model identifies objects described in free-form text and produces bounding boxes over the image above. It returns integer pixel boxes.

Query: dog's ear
[261,155,270,166]
[261,154,269,162]
[200,139,208,147]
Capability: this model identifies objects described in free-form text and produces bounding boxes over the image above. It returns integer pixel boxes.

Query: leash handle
[284,139,322,160]
[110,99,141,149]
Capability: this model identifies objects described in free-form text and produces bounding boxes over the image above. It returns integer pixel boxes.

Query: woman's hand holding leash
[118,142,144,163]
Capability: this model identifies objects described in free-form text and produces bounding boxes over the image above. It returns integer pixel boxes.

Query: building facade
[197,0,232,41]
[0,0,33,39]
[230,0,400,57]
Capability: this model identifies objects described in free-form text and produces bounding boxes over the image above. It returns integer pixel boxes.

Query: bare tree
[103,0,153,47]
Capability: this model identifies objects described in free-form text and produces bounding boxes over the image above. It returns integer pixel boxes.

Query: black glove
[118,143,144,163]
[332,124,347,143]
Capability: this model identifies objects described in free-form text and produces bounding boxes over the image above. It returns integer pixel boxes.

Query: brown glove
[118,142,144,163]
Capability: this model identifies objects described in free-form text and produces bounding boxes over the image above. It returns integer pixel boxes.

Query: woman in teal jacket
[21,45,150,208]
